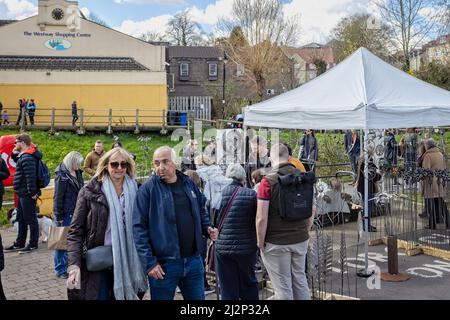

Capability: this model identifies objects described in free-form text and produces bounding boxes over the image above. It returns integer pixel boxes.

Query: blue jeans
[149,255,205,300]
[216,253,259,300]
[53,216,72,276]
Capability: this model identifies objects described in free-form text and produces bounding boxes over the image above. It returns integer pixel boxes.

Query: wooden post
[78,108,85,135]
[107,108,113,135]
[20,107,26,132]
[160,109,167,135]
[387,235,399,275]
[134,109,140,135]
[49,108,56,135]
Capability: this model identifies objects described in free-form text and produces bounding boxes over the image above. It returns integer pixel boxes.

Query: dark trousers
[15,195,38,248]
[72,115,78,126]
[426,198,449,229]
[216,252,259,300]
[0,192,3,210]
[98,270,115,300]
[0,274,6,300]
[348,153,359,176]
[29,115,35,125]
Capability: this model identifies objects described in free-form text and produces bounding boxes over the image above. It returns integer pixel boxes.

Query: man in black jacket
[0,157,10,209]
[0,232,6,300]
[4,134,42,253]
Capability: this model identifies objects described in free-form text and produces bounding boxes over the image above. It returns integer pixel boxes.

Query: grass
[0,129,178,178]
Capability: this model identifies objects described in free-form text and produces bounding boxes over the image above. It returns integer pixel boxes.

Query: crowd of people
[0,99,80,127]
[0,127,448,301]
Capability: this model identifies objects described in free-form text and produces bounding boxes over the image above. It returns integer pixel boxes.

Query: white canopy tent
[244,47,450,277]
[244,48,450,130]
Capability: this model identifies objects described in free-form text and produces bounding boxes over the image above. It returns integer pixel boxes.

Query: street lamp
[222,52,228,105]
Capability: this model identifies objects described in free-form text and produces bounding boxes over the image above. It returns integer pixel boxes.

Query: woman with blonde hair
[53,151,84,279]
[66,148,148,300]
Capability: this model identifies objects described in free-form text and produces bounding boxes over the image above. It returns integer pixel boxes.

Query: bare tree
[331,13,392,63]
[88,12,109,28]
[374,0,446,70]
[167,11,204,46]
[218,0,299,101]
[139,31,166,43]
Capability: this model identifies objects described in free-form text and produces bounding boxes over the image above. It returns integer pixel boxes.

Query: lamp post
[222,52,228,106]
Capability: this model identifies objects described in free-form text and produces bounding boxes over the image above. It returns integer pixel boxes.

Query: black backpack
[277,169,316,221]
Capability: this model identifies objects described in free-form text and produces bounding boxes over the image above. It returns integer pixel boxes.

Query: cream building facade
[0,0,167,128]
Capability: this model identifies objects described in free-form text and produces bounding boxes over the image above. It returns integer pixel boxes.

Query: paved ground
[1,227,68,300]
[2,216,450,300]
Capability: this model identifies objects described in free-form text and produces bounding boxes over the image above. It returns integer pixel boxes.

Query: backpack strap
[216,186,241,232]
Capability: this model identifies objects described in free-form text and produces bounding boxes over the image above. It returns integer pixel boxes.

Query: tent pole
[358,105,373,278]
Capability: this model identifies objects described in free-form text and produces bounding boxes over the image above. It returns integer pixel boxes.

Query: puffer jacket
[67,178,110,300]
[53,163,84,221]
[13,146,42,197]
[215,179,257,256]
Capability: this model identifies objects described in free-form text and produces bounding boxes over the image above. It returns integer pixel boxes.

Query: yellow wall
[0,84,168,126]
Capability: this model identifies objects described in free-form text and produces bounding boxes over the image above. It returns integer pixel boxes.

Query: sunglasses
[15,140,22,144]
[109,161,128,169]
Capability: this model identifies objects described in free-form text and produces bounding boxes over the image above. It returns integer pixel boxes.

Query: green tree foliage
[205,81,249,120]
[415,60,450,91]
[331,13,391,63]
[314,59,327,76]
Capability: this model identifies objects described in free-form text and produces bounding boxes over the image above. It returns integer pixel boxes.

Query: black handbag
[85,245,113,272]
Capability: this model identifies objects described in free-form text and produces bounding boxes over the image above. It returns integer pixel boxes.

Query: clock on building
[51,8,65,21]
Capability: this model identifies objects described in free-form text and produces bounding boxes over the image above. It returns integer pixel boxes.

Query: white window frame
[208,63,218,77]
[180,63,189,77]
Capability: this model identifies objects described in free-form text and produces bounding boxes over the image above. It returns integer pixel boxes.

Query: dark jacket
[71,103,77,116]
[215,180,257,256]
[26,102,36,117]
[0,232,4,272]
[245,151,271,187]
[0,158,10,195]
[357,158,381,198]
[67,178,110,300]
[133,171,212,274]
[53,164,84,221]
[13,146,42,197]
[344,131,360,156]
[300,134,318,161]
[384,133,398,167]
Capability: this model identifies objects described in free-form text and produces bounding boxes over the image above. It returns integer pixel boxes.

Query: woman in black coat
[53,151,84,279]
[214,164,258,300]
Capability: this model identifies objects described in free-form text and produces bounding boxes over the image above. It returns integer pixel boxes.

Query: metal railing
[2,107,191,134]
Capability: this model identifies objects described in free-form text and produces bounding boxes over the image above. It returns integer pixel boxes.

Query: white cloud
[113,0,383,45]
[188,0,233,26]
[113,0,185,4]
[0,0,37,20]
[283,0,375,45]
[114,14,172,38]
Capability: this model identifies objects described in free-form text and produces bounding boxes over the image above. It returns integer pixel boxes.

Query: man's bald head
[270,143,289,166]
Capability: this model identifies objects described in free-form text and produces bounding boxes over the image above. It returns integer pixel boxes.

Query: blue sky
[0,0,394,45]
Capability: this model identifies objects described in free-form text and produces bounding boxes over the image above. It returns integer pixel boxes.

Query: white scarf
[102,175,148,300]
